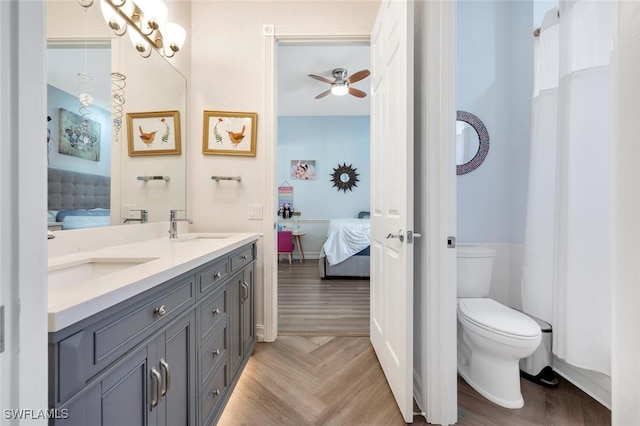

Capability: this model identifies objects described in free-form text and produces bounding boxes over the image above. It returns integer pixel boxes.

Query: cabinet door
[241,265,255,357]
[227,271,243,378]
[156,311,196,426]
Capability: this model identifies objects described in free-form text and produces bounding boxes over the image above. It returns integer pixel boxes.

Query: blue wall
[47,84,112,177]
[277,115,370,219]
[457,0,533,244]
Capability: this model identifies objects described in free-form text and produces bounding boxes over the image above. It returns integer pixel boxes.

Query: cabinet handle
[241,282,249,301]
[160,358,171,397]
[240,255,248,260]
[154,305,166,317]
[150,367,162,410]
[214,272,222,279]
[212,308,220,315]
[213,389,221,397]
[212,349,220,356]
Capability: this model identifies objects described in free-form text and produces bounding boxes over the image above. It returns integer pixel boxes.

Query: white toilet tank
[457,245,496,297]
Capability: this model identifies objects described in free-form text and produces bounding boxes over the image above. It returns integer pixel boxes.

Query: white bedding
[323,218,370,266]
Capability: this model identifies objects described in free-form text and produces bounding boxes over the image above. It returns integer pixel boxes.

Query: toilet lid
[458,299,541,338]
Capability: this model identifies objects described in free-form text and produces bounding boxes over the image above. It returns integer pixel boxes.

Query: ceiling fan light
[331,83,349,96]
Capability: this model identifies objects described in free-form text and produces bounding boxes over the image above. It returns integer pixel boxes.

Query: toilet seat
[458,298,541,340]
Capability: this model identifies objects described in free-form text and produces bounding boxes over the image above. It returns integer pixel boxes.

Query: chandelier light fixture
[78,0,186,59]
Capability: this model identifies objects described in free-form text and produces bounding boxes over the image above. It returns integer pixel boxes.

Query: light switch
[249,205,263,220]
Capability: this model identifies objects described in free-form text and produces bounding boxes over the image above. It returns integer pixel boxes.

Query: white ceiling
[277,43,371,117]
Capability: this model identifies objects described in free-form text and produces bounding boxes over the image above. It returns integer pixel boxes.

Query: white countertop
[48,232,259,332]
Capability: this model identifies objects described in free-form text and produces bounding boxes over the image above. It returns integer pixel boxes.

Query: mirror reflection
[46,1,187,231]
[456,121,480,166]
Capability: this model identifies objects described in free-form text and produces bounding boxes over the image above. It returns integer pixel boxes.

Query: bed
[319,211,370,279]
[47,168,111,230]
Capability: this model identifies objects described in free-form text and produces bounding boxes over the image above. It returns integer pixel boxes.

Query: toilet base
[457,354,525,409]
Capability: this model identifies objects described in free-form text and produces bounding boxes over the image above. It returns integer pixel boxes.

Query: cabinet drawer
[198,259,228,296]
[200,327,226,385]
[200,288,227,341]
[94,278,194,364]
[230,246,254,272]
[200,363,228,426]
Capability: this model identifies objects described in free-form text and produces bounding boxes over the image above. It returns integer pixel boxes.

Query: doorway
[275,41,372,336]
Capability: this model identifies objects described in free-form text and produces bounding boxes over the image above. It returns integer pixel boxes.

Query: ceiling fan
[308,68,371,99]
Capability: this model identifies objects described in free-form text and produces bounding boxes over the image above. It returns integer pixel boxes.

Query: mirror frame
[456,110,490,175]
[330,163,360,192]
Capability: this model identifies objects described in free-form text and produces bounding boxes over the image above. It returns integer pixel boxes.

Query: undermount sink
[171,234,231,242]
[48,257,158,288]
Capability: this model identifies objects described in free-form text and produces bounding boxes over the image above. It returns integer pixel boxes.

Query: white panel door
[370,0,414,422]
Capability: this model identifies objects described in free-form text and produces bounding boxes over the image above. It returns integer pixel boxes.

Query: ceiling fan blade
[308,74,334,84]
[315,89,332,99]
[346,69,371,84]
[348,87,367,98]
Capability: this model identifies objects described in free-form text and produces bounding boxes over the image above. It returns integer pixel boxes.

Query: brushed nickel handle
[213,389,221,396]
[212,349,220,356]
[214,272,222,279]
[212,308,220,315]
[154,305,166,317]
[241,282,249,301]
[386,230,405,243]
[150,367,162,410]
[160,358,170,397]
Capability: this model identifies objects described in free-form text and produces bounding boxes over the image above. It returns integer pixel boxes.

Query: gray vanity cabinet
[49,241,256,426]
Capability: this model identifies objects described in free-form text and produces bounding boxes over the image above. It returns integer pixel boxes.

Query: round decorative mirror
[456,110,489,175]
[331,163,360,192]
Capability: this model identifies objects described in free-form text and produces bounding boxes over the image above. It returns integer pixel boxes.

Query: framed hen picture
[127,110,181,156]
[202,110,257,156]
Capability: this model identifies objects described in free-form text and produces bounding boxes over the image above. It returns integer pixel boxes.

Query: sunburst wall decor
[331,163,360,192]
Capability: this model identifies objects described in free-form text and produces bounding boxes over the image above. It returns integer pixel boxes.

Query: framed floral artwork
[127,110,181,156]
[202,110,257,156]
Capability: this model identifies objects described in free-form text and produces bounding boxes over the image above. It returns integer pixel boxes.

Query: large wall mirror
[456,110,490,175]
[47,0,187,230]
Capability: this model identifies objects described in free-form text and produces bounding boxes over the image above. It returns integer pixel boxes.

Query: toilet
[457,245,541,409]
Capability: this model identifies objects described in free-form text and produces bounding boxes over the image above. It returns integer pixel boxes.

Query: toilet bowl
[457,245,542,409]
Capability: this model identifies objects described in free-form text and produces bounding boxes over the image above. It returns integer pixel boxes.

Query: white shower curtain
[521,1,612,376]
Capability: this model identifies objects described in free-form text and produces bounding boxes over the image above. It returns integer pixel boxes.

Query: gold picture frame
[127,110,181,156]
[202,110,257,156]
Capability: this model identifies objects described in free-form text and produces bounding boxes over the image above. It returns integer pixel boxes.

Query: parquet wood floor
[229,261,612,425]
[218,336,611,425]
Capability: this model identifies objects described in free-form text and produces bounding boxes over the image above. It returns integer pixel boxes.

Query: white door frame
[261,24,372,343]
[261,3,458,422]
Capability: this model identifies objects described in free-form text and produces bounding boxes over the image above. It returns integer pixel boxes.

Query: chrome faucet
[124,209,148,224]
[169,210,193,239]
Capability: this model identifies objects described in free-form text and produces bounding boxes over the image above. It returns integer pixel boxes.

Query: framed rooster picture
[126,110,182,156]
[202,110,257,156]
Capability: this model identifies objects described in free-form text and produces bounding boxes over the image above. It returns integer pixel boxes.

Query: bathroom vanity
[47,233,258,425]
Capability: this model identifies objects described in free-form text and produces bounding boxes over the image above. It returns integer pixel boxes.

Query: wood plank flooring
[218,336,611,425]
[223,261,611,425]
[278,260,369,335]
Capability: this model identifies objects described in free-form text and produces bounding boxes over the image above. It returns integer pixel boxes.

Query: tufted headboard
[48,168,111,211]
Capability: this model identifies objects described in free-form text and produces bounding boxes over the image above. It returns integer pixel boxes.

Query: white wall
[456,0,533,244]
[612,1,640,423]
[188,0,380,339]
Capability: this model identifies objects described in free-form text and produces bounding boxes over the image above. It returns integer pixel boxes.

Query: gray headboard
[48,168,111,210]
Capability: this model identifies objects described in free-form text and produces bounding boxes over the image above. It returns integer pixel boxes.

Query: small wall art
[291,160,317,180]
[126,110,181,156]
[202,110,257,156]
[59,108,101,161]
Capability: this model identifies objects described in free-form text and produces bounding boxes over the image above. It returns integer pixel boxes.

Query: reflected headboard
[47,168,111,210]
